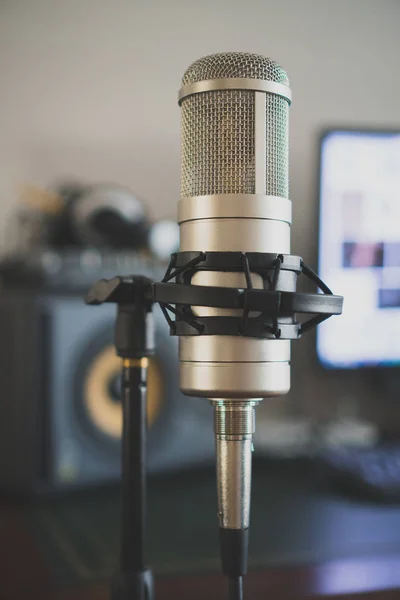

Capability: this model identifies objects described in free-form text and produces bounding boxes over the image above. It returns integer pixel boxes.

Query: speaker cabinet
[0,288,214,495]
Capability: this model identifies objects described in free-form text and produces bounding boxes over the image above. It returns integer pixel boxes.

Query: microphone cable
[229,576,243,600]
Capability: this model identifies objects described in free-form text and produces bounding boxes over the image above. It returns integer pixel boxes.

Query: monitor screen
[317,129,400,369]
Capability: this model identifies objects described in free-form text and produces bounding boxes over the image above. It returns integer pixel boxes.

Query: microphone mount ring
[154,251,343,339]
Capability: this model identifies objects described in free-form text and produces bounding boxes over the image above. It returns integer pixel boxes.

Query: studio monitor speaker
[0,282,214,495]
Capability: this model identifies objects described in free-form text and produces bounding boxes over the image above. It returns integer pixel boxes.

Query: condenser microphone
[177,52,292,585]
[85,50,342,600]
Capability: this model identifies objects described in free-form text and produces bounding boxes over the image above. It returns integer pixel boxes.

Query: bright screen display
[317,130,400,368]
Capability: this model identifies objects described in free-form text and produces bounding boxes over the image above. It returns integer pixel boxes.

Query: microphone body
[178,53,291,401]
[178,53,292,576]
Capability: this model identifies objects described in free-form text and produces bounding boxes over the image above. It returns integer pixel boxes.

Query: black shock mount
[152,251,343,339]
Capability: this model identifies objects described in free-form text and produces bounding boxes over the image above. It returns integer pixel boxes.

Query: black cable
[228,576,243,600]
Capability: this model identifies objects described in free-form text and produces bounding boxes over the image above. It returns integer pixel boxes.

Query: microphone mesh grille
[182,52,289,86]
[182,90,255,196]
[180,53,289,199]
[266,94,289,199]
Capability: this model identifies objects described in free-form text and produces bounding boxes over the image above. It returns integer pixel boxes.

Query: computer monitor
[317,129,400,369]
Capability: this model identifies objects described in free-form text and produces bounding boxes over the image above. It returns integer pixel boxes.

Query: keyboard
[319,445,400,502]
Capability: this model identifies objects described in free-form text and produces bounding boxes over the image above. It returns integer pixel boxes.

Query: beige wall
[0,0,399,424]
[0,0,399,258]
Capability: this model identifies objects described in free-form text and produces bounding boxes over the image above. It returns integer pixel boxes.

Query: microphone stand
[86,276,155,600]
[85,255,342,600]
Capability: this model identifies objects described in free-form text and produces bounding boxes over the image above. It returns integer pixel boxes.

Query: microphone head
[180,52,290,200]
[181,52,289,85]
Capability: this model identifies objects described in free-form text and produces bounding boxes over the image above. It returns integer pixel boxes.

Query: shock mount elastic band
[152,251,343,340]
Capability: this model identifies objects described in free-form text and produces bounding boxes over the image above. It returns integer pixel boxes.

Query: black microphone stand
[86,276,155,600]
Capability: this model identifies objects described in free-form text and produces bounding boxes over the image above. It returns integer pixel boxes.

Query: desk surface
[2,461,400,599]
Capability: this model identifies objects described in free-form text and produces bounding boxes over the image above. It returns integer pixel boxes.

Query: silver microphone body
[178,54,292,400]
[177,53,292,554]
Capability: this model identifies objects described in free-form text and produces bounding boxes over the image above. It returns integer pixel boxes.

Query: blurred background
[1,0,400,598]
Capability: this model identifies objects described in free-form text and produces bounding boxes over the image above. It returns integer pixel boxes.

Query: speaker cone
[83,344,163,440]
